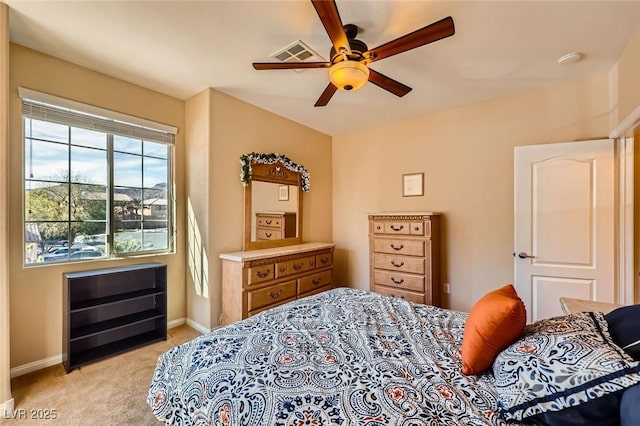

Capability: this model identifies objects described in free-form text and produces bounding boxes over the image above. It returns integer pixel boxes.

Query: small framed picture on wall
[278,185,289,201]
[402,173,424,197]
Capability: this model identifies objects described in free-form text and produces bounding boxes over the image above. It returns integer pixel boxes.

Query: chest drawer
[256,228,283,240]
[256,216,283,228]
[247,280,296,311]
[373,238,424,256]
[298,270,332,294]
[374,270,424,292]
[247,264,275,285]
[374,253,425,274]
[374,285,425,304]
[384,221,410,235]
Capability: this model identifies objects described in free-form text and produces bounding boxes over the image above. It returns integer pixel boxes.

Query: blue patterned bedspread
[148,288,517,425]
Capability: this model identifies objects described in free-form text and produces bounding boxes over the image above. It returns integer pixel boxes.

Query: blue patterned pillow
[493,311,640,423]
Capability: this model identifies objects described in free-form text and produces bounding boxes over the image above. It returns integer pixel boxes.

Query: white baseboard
[10,354,61,379]
[186,318,210,335]
[167,317,186,329]
[1,398,14,418]
[10,318,199,378]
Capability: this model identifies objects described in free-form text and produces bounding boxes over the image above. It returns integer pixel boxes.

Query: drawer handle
[279,267,286,273]
[312,278,322,285]
[320,257,329,264]
[414,226,421,231]
[293,264,302,271]
[256,270,270,278]
[269,289,282,298]
[390,294,405,299]
[390,244,404,251]
[265,232,272,238]
[391,277,404,285]
[266,220,272,225]
[390,225,404,231]
[376,225,382,230]
[390,260,405,267]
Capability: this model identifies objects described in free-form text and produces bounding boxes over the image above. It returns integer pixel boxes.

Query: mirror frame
[242,154,307,251]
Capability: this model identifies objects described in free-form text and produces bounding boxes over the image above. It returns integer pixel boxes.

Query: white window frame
[20,88,178,266]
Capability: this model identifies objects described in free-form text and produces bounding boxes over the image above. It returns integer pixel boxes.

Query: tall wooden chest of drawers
[219,242,334,325]
[368,213,441,306]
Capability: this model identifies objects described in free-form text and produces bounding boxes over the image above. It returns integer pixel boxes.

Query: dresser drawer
[304,255,316,270]
[287,258,308,275]
[373,238,424,256]
[374,253,425,274]
[316,252,333,268]
[275,261,288,278]
[256,228,283,240]
[248,280,296,311]
[299,270,332,294]
[374,270,424,292]
[374,285,424,304]
[256,216,283,228]
[247,264,275,285]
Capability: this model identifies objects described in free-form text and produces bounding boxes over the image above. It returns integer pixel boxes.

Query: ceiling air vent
[270,40,325,72]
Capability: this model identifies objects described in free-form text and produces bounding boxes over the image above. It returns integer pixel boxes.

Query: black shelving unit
[63,262,167,373]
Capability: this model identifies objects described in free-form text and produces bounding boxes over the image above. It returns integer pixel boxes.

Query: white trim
[18,87,178,135]
[186,318,211,335]
[610,103,640,138]
[1,398,14,418]
[618,137,634,305]
[167,318,186,329]
[10,354,61,379]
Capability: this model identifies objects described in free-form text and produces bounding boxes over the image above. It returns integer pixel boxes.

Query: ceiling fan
[252,0,455,107]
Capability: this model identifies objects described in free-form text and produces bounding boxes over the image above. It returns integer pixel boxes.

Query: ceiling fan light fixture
[329,60,370,91]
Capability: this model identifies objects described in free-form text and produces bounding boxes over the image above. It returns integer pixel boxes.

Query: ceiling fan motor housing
[330,38,369,62]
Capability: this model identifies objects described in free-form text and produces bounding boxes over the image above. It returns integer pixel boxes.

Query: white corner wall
[0,1,13,414]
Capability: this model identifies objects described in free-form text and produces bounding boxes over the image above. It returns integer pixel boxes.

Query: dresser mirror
[241,153,308,251]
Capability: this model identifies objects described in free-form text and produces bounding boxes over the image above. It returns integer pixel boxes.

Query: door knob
[516,251,536,259]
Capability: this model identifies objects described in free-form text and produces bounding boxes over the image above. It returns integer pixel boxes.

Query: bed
[148,287,640,425]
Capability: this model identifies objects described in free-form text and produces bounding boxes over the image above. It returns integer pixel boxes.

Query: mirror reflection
[250,181,298,242]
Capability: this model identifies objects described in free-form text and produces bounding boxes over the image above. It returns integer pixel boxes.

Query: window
[21,88,176,265]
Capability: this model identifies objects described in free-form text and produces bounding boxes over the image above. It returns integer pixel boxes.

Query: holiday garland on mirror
[240,152,310,191]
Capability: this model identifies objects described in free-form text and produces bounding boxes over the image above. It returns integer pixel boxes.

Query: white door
[514,139,615,323]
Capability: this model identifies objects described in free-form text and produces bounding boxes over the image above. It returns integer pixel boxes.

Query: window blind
[19,87,177,145]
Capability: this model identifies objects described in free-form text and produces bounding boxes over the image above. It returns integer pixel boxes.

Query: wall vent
[270,40,326,72]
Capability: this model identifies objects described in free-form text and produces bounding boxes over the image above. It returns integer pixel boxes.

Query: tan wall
[184,89,212,330]
[207,89,332,327]
[615,24,640,304]
[610,24,640,131]
[332,74,610,312]
[8,44,186,368]
[1,2,12,407]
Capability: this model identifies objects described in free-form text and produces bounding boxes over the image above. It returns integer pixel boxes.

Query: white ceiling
[5,1,640,136]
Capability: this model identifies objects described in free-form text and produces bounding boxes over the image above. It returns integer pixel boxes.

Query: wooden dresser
[369,212,441,306]
[219,242,334,325]
[255,211,296,240]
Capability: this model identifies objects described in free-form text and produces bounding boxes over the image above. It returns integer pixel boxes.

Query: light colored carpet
[2,325,200,425]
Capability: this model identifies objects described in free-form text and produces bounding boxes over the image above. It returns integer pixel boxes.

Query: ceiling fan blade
[311,0,350,55]
[368,69,412,97]
[365,16,455,63]
[253,62,330,70]
[314,83,338,107]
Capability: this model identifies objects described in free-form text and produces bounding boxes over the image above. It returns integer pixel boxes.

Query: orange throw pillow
[461,284,526,375]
